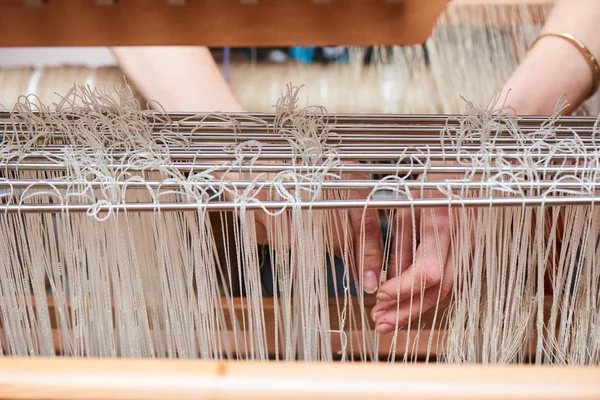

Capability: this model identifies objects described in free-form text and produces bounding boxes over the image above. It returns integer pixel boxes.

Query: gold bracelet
[532,32,600,98]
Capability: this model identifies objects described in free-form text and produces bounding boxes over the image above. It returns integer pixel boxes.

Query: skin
[112,0,600,335]
[499,0,600,116]
[111,46,384,298]
[371,0,600,334]
[112,46,244,112]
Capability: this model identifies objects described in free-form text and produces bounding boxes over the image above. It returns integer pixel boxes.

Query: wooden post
[0,357,598,400]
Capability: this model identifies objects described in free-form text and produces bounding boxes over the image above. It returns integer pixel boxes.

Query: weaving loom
[1,1,600,399]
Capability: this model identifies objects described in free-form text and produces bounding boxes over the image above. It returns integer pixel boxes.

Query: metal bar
[6,154,600,163]
[7,149,600,159]
[2,196,600,213]
[10,145,600,154]
[1,111,598,127]
[2,136,599,148]
[2,120,598,135]
[1,111,599,126]
[1,162,597,174]
[2,124,600,136]
[1,179,598,191]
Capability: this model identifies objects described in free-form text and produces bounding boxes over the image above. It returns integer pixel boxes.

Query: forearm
[111,46,244,113]
[502,0,600,115]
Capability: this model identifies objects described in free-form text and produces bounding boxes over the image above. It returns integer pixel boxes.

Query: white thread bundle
[0,85,599,366]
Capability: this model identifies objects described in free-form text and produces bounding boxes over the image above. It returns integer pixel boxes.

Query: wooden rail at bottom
[0,357,598,400]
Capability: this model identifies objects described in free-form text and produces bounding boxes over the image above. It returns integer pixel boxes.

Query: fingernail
[376,291,392,302]
[363,271,379,294]
[371,309,386,322]
[376,323,394,334]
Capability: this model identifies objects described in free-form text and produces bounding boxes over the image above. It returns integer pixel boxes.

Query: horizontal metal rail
[0,179,597,191]
[2,111,600,126]
[1,162,597,174]
[2,196,600,213]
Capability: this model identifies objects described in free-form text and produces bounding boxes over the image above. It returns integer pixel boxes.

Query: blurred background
[1,0,599,115]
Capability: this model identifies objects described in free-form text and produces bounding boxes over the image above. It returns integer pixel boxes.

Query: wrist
[502,35,593,115]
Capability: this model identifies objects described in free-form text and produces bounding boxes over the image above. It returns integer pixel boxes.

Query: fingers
[378,206,451,302]
[372,205,454,334]
[329,206,351,261]
[345,171,383,295]
[388,208,418,280]
[349,205,383,294]
[253,213,269,245]
[371,283,442,334]
[372,236,455,334]
[252,189,274,245]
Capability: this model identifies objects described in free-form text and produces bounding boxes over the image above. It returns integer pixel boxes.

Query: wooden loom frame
[0,0,554,48]
[2,1,599,399]
[1,357,599,400]
[0,0,449,47]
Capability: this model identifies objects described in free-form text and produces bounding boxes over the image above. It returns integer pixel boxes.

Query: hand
[250,169,384,294]
[249,166,454,334]
[370,174,455,334]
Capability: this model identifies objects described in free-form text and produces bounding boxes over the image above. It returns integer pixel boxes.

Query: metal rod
[1,179,598,191]
[2,111,599,126]
[2,196,599,213]
[7,151,600,161]
[2,162,597,174]
[3,126,600,138]
[12,146,600,155]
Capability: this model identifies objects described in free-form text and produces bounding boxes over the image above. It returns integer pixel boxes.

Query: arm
[111,45,383,295]
[373,0,600,333]
[111,46,244,112]
[502,0,600,115]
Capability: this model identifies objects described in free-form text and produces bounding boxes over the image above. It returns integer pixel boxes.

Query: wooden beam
[0,0,449,47]
[0,357,599,400]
